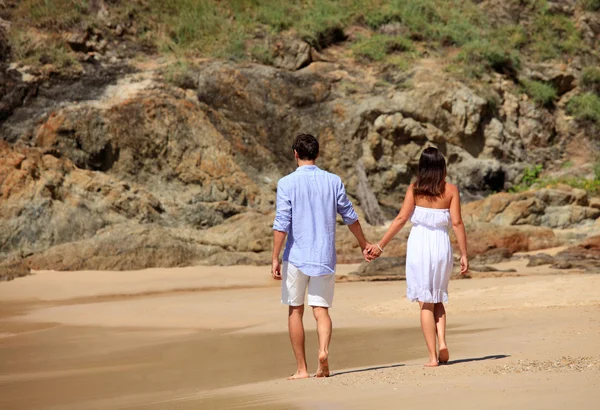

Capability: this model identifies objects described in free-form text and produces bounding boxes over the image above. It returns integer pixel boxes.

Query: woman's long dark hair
[413,147,447,198]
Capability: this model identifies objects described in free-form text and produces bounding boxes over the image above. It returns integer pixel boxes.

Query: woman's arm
[366,185,416,260]
[449,184,469,274]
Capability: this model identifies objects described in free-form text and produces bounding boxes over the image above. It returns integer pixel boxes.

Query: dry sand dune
[0,264,599,410]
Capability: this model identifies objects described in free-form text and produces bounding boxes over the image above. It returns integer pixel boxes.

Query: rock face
[463,187,600,228]
[0,60,595,271]
[1,3,599,273]
[0,141,164,257]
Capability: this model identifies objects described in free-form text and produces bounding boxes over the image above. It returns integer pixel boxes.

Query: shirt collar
[295,165,319,172]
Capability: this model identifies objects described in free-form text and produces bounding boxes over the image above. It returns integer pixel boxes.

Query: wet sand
[0,262,599,409]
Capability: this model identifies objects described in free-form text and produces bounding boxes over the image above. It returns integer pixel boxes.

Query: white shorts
[281,262,335,308]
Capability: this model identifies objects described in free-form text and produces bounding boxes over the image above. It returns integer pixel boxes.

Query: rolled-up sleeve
[336,179,358,225]
[273,181,292,232]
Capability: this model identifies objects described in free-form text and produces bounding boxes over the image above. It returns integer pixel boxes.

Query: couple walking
[271,134,469,379]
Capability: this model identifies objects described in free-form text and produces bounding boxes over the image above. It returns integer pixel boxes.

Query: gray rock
[351,257,406,277]
[378,22,409,37]
[273,38,312,71]
[470,265,517,273]
[552,261,573,270]
[552,236,600,272]
[541,205,600,229]
[472,248,512,264]
[518,99,556,148]
[0,258,31,281]
[527,253,555,267]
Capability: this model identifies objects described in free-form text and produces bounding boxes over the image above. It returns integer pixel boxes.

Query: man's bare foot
[287,370,310,380]
[438,346,450,364]
[316,351,330,377]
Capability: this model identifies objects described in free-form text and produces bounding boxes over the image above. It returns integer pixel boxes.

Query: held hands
[363,243,383,262]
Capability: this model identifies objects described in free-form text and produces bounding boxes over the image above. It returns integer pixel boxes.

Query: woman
[366,147,468,367]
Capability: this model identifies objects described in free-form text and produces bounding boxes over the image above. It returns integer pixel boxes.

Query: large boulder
[462,223,558,255]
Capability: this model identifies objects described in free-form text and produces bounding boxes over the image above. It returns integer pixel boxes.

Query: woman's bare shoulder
[445,182,459,197]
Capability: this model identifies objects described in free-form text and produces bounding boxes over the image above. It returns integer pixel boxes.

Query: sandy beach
[0,260,599,410]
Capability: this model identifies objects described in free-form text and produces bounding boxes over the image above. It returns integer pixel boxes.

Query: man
[272,133,370,379]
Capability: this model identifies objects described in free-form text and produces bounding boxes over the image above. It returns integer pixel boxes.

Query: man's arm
[347,220,368,251]
[272,181,292,280]
[336,179,369,251]
[272,230,287,280]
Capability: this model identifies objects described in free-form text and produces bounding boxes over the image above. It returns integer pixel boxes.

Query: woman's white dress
[406,206,453,303]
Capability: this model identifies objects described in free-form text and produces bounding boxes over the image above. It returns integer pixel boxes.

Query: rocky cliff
[1,1,599,278]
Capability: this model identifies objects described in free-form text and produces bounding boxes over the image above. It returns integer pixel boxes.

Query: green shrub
[437,8,484,46]
[493,24,528,50]
[522,79,557,107]
[161,0,226,48]
[521,164,544,187]
[297,0,351,49]
[15,0,87,29]
[530,12,585,61]
[361,0,485,46]
[9,30,77,69]
[250,44,274,65]
[253,0,296,32]
[561,160,574,169]
[553,176,600,195]
[511,163,600,195]
[363,6,402,29]
[385,55,412,71]
[164,60,191,86]
[353,34,413,62]
[581,67,600,94]
[581,0,600,11]
[510,164,544,192]
[567,93,600,124]
[456,39,520,77]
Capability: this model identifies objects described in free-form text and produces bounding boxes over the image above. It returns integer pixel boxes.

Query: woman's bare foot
[438,346,450,364]
[287,370,310,380]
[316,351,330,377]
[424,354,439,367]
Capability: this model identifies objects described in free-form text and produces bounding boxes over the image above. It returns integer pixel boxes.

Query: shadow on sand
[331,363,405,377]
[331,354,510,376]
[445,354,510,365]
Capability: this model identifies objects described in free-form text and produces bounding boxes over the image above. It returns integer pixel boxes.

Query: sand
[0,261,599,410]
